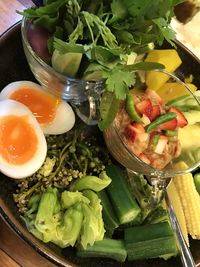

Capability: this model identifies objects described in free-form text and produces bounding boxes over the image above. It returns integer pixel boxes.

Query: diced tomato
[139,153,151,164]
[136,99,153,120]
[154,135,168,154]
[150,105,161,121]
[158,118,178,131]
[124,122,145,142]
[169,107,188,128]
[131,122,145,133]
[124,124,137,142]
[145,88,164,105]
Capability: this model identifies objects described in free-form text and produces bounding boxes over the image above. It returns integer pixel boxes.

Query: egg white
[0,99,47,179]
[41,100,75,135]
[0,81,75,135]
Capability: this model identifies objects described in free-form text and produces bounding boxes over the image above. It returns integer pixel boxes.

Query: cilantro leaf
[153,18,176,47]
[103,66,135,100]
[109,0,128,24]
[125,62,165,71]
[82,11,118,48]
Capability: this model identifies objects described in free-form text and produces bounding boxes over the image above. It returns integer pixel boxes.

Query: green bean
[145,112,177,133]
[126,94,144,124]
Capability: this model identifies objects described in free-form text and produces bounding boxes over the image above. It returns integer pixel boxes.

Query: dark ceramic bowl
[0,22,200,267]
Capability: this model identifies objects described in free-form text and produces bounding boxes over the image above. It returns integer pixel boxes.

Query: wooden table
[0,0,31,35]
[0,217,56,267]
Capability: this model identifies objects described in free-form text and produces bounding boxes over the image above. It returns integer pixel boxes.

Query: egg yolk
[9,87,60,124]
[0,115,38,165]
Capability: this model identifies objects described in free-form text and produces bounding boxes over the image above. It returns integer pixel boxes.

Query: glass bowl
[21,16,104,124]
[103,70,200,180]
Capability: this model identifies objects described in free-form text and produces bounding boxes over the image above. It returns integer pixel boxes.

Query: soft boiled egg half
[0,100,47,179]
[0,81,75,135]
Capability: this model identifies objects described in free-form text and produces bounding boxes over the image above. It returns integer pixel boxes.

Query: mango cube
[157,82,197,102]
[145,49,182,91]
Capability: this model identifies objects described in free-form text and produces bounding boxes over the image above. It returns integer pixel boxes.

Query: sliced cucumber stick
[124,221,178,260]
[106,164,141,224]
[77,238,127,262]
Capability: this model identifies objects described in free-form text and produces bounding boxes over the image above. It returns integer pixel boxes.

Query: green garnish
[19,0,180,129]
[145,112,177,133]
[126,93,144,124]
[13,129,110,214]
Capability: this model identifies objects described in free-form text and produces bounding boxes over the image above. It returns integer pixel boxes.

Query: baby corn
[167,179,189,246]
[173,162,200,239]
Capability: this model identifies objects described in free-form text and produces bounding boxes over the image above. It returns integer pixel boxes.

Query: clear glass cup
[21,16,104,125]
[103,69,200,201]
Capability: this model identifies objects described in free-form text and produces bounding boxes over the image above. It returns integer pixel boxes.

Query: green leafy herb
[103,66,135,100]
[153,18,176,47]
[19,0,181,128]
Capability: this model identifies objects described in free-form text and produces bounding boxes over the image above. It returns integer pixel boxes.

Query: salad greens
[19,0,182,129]
[14,128,110,213]
[22,187,107,248]
[70,171,111,191]
[17,126,112,249]
[13,120,177,261]
[20,158,177,261]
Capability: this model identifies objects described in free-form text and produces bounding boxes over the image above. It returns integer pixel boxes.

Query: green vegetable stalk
[20,170,111,249]
[126,170,168,224]
[80,203,104,249]
[70,171,112,192]
[97,190,119,237]
[61,191,90,209]
[83,190,105,242]
[53,203,83,248]
[77,238,127,262]
[124,221,178,260]
[35,188,59,239]
[106,164,141,224]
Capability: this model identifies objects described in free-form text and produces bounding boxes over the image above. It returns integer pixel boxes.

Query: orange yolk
[0,115,38,165]
[10,87,60,124]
